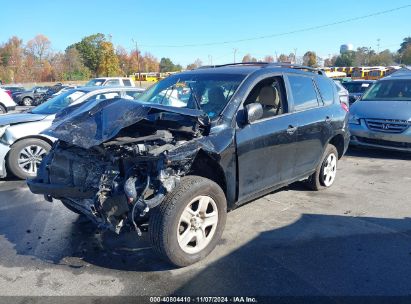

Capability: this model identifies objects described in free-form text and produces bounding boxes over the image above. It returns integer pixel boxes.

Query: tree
[324,55,338,67]
[402,45,411,65]
[26,34,51,62]
[64,47,91,80]
[263,55,274,62]
[98,41,120,76]
[186,58,203,70]
[335,51,355,67]
[277,54,290,63]
[369,50,395,66]
[242,54,252,62]
[159,57,180,72]
[141,52,160,72]
[399,37,411,54]
[0,36,24,82]
[72,33,106,76]
[303,51,317,67]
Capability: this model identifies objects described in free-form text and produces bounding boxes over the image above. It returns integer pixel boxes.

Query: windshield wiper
[186,82,201,110]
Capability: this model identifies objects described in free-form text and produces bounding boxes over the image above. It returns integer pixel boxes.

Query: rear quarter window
[315,76,335,105]
[123,79,132,86]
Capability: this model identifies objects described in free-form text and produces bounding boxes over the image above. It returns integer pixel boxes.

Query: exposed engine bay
[28,99,214,235]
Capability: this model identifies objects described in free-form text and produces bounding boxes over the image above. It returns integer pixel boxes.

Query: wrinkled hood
[350,100,411,121]
[0,113,48,126]
[43,98,210,149]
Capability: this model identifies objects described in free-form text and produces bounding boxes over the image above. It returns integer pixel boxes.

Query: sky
[1,0,411,66]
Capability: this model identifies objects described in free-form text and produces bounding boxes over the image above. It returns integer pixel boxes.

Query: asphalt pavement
[0,148,411,296]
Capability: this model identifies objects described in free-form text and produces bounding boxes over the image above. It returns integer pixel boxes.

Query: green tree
[303,51,317,67]
[399,37,411,54]
[64,47,91,80]
[277,54,290,63]
[369,50,395,66]
[72,33,106,76]
[335,51,355,67]
[402,45,411,65]
[159,57,180,72]
[186,58,203,70]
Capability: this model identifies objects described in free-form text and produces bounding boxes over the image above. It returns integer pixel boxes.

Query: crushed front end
[27,99,211,235]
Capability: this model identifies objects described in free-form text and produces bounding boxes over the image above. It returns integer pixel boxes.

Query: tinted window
[288,75,319,111]
[123,79,132,86]
[315,76,334,105]
[105,79,120,86]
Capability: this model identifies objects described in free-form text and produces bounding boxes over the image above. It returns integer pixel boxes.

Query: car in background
[349,73,411,152]
[333,80,349,108]
[39,85,77,104]
[341,80,374,105]
[0,88,17,114]
[13,86,49,106]
[1,86,25,96]
[85,77,135,87]
[0,86,144,179]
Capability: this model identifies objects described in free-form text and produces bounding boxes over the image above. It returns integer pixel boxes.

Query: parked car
[341,80,374,105]
[0,88,17,114]
[13,86,49,106]
[85,77,135,87]
[39,85,77,104]
[333,80,350,107]
[27,63,350,267]
[1,86,25,95]
[0,86,144,179]
[349,73,411,152]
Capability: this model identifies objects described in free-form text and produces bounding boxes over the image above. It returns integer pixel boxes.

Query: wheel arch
[328,133,345,159]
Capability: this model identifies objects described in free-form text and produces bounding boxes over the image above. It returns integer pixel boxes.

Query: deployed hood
[351,100,411,121]
[0,113,48,126]
[43,98,210,149]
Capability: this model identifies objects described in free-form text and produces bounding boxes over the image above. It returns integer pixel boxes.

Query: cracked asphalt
[0,148,411,296]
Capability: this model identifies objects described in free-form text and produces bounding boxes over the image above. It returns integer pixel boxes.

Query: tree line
[1,33,411,83]
[0,33,184,83]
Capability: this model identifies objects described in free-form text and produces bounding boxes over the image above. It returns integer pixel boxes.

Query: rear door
[285,74,331,178]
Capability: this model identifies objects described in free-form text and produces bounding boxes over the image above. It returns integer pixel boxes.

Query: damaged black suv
[28,63,350,267]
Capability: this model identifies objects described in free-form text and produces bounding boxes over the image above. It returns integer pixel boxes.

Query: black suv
[28,63,350,267]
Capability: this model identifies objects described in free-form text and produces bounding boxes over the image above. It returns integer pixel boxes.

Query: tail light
[5,90,12,98]
[341,102,349,112]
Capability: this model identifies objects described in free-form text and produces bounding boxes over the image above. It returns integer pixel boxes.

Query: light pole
[233,48,238,63]
[132,38,142,87]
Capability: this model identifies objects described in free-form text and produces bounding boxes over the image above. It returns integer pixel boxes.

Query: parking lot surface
[0,148,410,296]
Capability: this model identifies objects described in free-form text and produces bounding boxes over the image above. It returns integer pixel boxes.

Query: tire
[7,138,51,179]
[149,176,227,267]
[306,144,338,191]
[0,104,6,114]
[22,97,33,106]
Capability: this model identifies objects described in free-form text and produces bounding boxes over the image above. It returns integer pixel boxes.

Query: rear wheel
[149,176,227,267]
[0,105,6,114]
[8,138,51,179]
[306,144,338,191]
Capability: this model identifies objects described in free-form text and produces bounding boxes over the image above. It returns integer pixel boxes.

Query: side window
[123,79,132,86]
[84,91,120,102]
[105,79,120,86]
[244,76,287,120]
[288,75,319,111]
[315,76,335,105]
[125,90,143,100]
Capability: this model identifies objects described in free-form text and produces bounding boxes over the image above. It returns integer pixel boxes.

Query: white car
[85,77,135,87]
[0,88,17,114]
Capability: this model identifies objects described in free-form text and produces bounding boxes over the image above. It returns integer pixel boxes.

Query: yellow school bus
[352,67,371,80]
[368,67,388,80]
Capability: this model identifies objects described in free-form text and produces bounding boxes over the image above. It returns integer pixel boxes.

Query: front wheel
[0,104,6,114]
[7,138,51,179]
[22,97,33,106]
[306,144,338,191]
[149,176,227,267]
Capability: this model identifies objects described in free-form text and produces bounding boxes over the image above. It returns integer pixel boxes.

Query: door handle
[287,125,298,135]
[325,116,332,123]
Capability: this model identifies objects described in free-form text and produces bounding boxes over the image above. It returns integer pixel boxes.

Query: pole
[233,48,238,63]
[132,39,142,87]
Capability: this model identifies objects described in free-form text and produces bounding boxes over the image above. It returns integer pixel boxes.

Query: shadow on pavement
[174,213,411,296]
[345,146,411,161]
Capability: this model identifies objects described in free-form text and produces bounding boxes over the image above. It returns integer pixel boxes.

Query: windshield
[137,73,245,118]
[362,79,411,101]
[85,78,105,86]
[31,90,86,115]
[343,82,372,94]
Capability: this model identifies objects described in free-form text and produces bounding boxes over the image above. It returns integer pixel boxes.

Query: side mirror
[245,103,263,124]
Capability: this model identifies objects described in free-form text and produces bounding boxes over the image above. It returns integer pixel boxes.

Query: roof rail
[197,62,324,75]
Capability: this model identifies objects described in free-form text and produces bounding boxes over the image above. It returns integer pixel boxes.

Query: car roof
[183,62,325,77]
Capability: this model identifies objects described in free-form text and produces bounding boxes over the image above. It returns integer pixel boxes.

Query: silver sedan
[0,86,144,179]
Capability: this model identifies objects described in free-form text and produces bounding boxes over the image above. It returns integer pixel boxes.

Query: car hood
[43,98,210,149]
[0,113,48,126]
[350,100,411,121]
